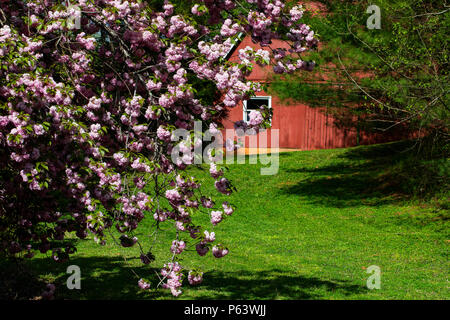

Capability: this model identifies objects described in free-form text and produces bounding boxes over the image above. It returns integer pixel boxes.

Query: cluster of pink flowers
[191,5,204,16]
[204,230,216,242]
[76,32,96,50]
[209,163,223,179]
[188,270,204,286]
[211,210,224,226]
[198,39,234,62]
[170,240,186,254]
[249,110,264,126]
[215,177,233,195]
[221,19,243,37]
[138,278,151,290]
[222,202,234,216]
[290,5,304,22]
[212,245,229,258]
[161,262,184,296]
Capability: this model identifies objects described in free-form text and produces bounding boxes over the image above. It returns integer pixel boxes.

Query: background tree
[270,0,449,153]
[268,0,449,196]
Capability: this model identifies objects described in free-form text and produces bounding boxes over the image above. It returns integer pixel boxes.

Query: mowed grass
[24,142,449,300]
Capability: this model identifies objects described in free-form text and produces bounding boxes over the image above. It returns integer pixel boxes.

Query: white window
[243,96,272,123]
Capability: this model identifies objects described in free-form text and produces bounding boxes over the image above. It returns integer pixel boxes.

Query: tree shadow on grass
[23,255,166,300]
[194,269,365,300]
[278,141,421,208]
[20,256,365,300]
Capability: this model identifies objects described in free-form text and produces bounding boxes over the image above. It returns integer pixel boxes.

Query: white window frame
[243,96,272,124]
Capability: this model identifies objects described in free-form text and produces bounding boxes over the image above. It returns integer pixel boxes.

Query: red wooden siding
[222,91,362,150]
[221,34,406,150]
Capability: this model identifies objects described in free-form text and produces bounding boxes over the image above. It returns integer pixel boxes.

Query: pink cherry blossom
[138,279,151,290]
[212,245,229,258]
[0,0,317,298]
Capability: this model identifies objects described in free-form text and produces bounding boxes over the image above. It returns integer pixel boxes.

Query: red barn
[220,3,405,154]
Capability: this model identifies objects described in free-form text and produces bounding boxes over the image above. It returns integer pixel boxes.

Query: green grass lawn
[15,142,449,300]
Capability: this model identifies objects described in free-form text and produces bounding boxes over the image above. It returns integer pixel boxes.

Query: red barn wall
[222,91,359,150]
[221,35,405,150]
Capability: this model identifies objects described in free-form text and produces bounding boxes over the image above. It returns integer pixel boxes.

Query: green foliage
[270,0,449,151]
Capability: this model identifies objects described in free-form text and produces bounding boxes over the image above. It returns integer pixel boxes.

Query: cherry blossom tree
[0,0,317,296]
